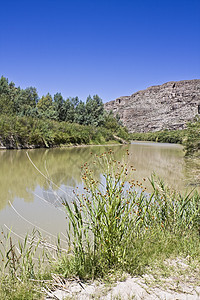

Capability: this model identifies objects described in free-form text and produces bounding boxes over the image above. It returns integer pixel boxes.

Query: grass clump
[62,150,200,279]
[63,149,145,278]
[1,151,200,298]
[0,229,53,300]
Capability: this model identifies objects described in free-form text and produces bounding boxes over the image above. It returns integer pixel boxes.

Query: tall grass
[1,150,200,299]
[63,150,144,277]
[0,229,57,299]
[62,150,200,278]
[149,175,200,233]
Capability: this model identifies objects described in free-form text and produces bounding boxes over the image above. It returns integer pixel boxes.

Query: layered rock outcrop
[104,80,200,132]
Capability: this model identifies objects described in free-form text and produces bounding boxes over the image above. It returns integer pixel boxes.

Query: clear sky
[0,0,200,102]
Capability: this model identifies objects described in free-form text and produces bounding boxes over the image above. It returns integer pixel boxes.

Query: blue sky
[0,0,200,102]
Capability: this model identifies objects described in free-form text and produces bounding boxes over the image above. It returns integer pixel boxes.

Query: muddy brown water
[0,142,199,240]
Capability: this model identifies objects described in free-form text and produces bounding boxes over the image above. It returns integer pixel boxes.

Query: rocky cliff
[104,80,200,132]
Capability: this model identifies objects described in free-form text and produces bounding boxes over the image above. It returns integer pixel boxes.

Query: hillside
[104,80,200,132]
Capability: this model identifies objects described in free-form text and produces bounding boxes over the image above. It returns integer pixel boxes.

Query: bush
[0,115,130,148]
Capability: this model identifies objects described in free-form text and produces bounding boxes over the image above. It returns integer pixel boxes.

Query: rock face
[104,80,200,132]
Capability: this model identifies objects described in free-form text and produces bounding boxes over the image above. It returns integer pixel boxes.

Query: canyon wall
[104,80,200,132]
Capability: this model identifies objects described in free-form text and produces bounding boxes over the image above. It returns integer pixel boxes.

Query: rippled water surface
[0,142,199,239]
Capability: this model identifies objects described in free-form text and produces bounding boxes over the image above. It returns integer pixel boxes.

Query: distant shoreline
[0,139,127,151]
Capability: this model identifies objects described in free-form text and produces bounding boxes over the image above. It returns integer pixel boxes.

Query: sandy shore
[45,257,200,300]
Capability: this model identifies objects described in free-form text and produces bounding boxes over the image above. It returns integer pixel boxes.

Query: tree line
[0,76,121,129]
[0,76,130,148]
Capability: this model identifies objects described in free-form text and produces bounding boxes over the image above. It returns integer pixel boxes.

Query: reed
[62,151,200,278]
[1,151,200,298]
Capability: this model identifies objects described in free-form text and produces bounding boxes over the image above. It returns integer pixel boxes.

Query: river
[0,142,199,241]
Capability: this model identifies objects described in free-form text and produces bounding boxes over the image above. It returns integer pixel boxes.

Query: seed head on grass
[63,152,200,279]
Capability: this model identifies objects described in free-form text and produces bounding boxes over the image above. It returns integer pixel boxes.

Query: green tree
[0,76,20,114]
[53,92,64,121]
[37,93,57,119]
[74,100,87,124]
[85,95,104,126]
[14,87,38,116]
[0,94,15,115]
[103,110,120,131]
[61,97,80,122]
[0,76,10,95]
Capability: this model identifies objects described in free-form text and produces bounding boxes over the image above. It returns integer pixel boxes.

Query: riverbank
[47,258,200,299]
[1,113,200,157]
[0,115,130,150]
[130,118,200,156]
[1,225,200,300]
[131,129,185,144]
[0,138,127,150]
[1,151,200,299]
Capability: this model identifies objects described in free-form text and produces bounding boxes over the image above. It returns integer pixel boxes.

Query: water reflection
[0,145,125,211]
[0,143,199,213]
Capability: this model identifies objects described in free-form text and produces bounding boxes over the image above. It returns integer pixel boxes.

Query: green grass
[1,151,200,299]
[0,229,50,299]
[61,151,200,279]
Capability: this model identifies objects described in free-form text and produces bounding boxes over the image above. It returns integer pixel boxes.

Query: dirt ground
[45,257,200,299]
